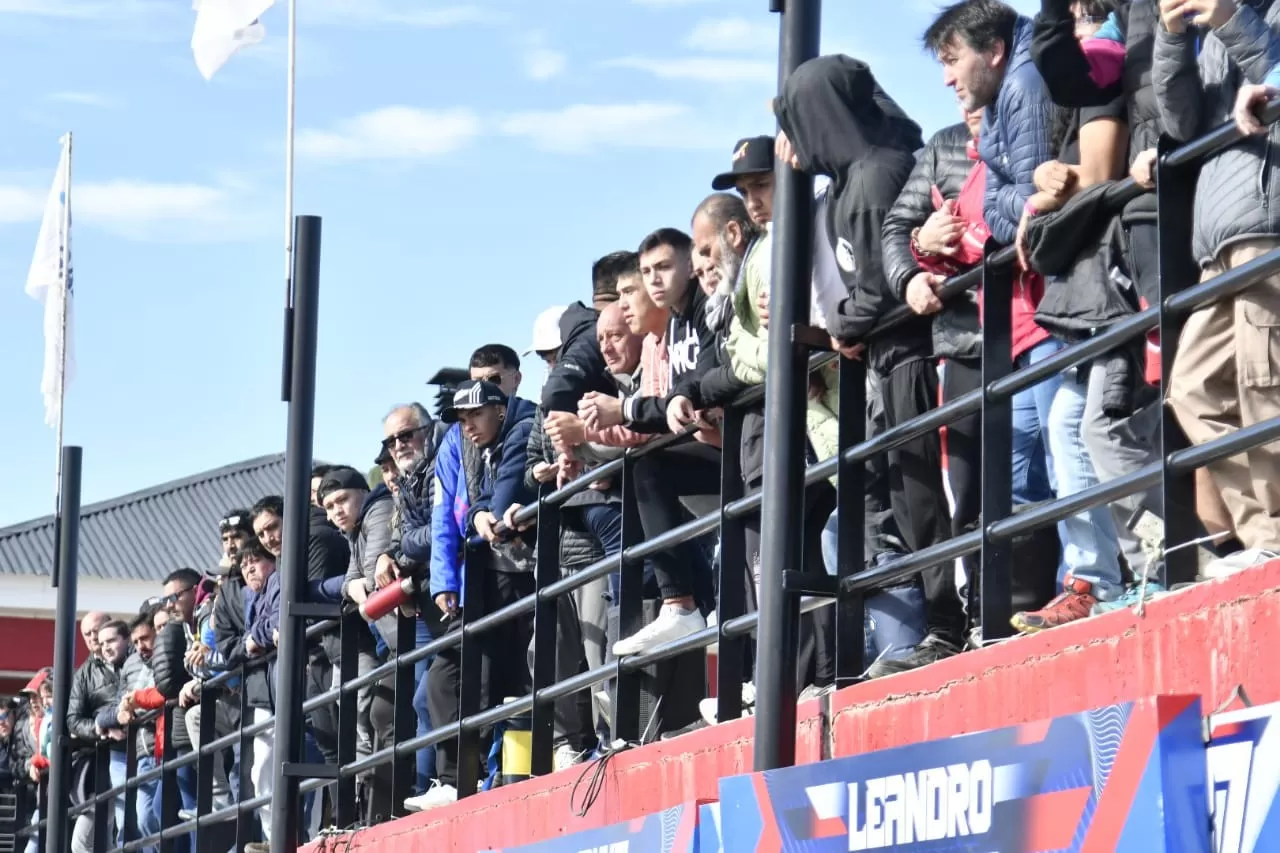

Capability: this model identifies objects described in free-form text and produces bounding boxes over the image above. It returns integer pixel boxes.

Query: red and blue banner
[493,800,708,853]
[1206,701,1280,852]
[718,696,1208,852]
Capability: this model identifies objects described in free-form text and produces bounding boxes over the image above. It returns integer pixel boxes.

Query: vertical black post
[978,241,1014,640]
[235,668,252,852]
[271,214,323,851]
[46,444,81,853]
[834,356,866,686]
[456,543,487,800]
[754,0,820,773]
[613,462,644,743]
[392,614,416,814]
[159,704,178,853]
[714,408,746,725]
[530,490,560,776]
[124,718,139,845]
[92,740,109,853]
[1155,137,1200,588]
[335,612,359,828]
[196,684,219,853]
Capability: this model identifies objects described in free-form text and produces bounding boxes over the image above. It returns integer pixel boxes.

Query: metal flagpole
[52,131,72,588]
[280,0,297,402]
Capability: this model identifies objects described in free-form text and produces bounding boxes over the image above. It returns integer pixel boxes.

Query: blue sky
[0,0,1037,528]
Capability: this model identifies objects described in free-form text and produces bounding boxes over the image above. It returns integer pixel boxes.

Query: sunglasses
[161,586,195,607]
[381,425,427,450]
[219,515,245,533]
[475,373,504,386]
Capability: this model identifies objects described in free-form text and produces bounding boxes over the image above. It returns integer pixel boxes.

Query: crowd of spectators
[6,0,1280,845]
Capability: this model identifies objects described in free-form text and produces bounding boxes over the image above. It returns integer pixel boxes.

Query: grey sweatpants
[1082,359,1163,580]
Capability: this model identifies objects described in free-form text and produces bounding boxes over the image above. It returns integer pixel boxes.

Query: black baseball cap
[711,136,775,191]
[442,380,507,423]
[317,466,370,505]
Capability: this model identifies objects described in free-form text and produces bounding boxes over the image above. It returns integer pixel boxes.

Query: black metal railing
[24,36,1280,853]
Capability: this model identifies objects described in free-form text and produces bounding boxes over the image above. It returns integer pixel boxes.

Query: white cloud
[47,92,117,108]
[296,106,481,162]
[685,17,775,52]
[305,0,497,27]
[602,56,774,84]
[0,176,261,242]
[497,103,719,153]
[0,0,164,17]
[524,47,567,81]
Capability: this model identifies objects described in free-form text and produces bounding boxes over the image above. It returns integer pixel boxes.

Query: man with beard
[379,400,448,795]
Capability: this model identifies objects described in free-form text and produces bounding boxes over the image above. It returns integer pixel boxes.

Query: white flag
[25,134,73,429]
[191,0,275,81]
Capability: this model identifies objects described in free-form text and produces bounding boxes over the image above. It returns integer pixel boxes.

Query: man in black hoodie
[612,227,720,657]
[776,55,966,669]
[541,251,630,415]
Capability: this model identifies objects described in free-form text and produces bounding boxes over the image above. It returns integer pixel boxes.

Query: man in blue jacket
[410,378,537,812]
[924,0,1053,247]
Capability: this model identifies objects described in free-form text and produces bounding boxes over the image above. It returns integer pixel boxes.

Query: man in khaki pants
[1154,0,1280,562]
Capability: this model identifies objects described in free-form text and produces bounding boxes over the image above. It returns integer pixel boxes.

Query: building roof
[0,454,286,582]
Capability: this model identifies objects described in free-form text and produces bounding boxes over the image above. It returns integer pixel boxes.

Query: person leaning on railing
[1157,0,1280,569]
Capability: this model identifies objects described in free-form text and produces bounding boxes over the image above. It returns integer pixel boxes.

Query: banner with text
[1206,701,1280,852]
[718,695,1208,852]
[492,800,709,853]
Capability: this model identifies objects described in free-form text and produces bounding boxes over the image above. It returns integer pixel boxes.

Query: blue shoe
[1091,580,1167,615]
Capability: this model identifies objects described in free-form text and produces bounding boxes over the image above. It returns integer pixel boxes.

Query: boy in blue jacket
[409,379,537,812]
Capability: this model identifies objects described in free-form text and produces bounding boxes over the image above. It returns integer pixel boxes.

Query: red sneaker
[1011,575,1096,634]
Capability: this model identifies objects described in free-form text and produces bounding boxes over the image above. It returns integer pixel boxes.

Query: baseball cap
[442,380,508,423]
[525,306,568,356]
[317,466,371,505]
[711,136,775,191]
[218,509,253,536]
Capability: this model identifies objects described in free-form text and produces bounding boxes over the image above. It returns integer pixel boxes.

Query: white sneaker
[1203,548,1278,580]
[698,681,757,726]
[403,781,457,813]
[593,689,613,729]
[613,606,706,657]
[706,610,719,655]
[554,745,587,772]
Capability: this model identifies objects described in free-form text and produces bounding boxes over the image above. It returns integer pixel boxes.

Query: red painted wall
[0,615,87,688]
[301,562,1280,853]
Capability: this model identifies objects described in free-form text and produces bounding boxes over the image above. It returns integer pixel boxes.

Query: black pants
[880,360,965,644]
[426,569,535,787]
[942,358,983,542]
[631,442,722,600]
[305,655,339,765]
[365,684,412,824]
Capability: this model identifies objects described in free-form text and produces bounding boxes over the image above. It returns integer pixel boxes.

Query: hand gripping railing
[28,94,1280,852]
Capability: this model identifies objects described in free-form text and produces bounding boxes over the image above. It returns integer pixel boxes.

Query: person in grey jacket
[1155,0,1280,560]
[322,465,413,825]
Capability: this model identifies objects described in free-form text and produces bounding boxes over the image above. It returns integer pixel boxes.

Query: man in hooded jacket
[776,54,968,670]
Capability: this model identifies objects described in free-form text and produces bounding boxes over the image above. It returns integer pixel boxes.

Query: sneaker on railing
[1091,579,1168,615]
[864,633,961,679]
[403,780,458,813]
[1011,575,1096,634]
[612,605,705,657]
[244,843,270,853]
[554,745,588,772]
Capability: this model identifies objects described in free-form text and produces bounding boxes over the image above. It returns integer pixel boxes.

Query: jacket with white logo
[622,283,717,433]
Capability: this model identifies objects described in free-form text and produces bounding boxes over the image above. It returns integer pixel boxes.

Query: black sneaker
[865,634,961,679]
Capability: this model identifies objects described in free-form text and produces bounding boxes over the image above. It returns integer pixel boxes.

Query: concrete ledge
[301,560,1280,851]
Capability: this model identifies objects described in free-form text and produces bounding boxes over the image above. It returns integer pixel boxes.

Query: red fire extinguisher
[360,577,417,621]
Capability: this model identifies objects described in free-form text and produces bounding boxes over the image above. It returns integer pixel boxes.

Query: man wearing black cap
[712,135,776,227]
[409,379,537,812]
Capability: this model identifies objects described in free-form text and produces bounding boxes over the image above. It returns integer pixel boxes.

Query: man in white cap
[525,305,568,369]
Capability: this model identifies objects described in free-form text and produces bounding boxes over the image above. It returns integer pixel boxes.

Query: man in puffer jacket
[414,379,537,812]
[924,0,1054,247]
[1156,0,1280,565]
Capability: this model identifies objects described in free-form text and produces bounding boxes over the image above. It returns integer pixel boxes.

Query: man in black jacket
[777,55,966,670]
[541,252,631,415]
[66,611,120,851]
[612,228,719,657]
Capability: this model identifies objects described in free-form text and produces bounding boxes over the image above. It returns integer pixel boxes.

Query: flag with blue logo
[191,0,275,80]
[24,134,73,429]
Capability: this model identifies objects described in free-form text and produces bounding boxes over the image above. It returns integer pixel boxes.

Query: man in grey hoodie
[1154,0,1280,561]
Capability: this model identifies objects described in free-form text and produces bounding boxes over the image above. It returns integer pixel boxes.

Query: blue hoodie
[429,397,537,598]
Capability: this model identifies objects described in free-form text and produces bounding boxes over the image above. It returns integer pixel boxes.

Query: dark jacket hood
[776,55,923,180]
[496,396,537,447]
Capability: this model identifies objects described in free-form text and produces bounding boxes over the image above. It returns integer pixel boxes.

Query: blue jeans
[413,619,436,793]
[821,511,927,663]
[109,749,128,847]
[1047,363,1124,598]
[1013,339,1065,582]
[152,761,197,853]
[135,755,160,853]
[581,503,624,601]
